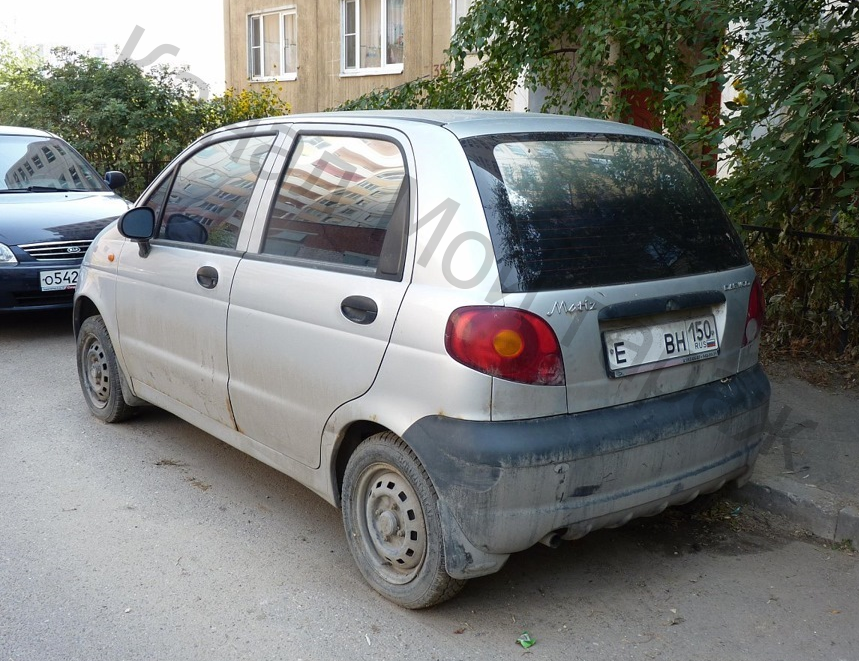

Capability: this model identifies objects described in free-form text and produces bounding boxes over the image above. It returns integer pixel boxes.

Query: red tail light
[743,276,765,346]
[445,306,566,386]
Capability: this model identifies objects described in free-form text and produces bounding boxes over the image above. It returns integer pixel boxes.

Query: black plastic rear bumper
[402,364,770,578]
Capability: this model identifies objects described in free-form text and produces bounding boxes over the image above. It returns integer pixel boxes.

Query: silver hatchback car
[74,110,769,608]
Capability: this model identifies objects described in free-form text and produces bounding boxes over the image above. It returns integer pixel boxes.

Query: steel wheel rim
[356,463,428,585]
[82,334,110,409]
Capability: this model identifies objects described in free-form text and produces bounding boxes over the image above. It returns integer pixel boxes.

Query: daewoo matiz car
[74,110,770,608]
[0,126,129,310]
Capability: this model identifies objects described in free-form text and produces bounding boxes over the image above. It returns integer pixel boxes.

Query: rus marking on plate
[548,300,596,316]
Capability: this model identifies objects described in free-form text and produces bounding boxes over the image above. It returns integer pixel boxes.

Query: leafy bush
[336,0,859,357]
[0,45,290,199]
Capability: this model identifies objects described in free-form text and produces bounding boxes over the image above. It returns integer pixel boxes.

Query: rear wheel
[341,432,466,608]
[77,315,135,423]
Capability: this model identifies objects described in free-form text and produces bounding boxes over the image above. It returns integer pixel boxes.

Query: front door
[115,133,277,428]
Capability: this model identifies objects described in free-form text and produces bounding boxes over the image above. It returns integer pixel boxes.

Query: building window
[341,0,404,75]
[451,0,474,33]
[248,8,298,81]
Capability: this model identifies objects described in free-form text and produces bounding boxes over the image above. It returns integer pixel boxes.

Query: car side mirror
[118,207,156,258]
[104,171,128,190]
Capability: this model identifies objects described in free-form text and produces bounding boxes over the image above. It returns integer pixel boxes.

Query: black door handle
[196,266,219,289]
[341,295,378,325]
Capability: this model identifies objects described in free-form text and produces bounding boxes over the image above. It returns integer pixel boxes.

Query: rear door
[462,133,755,414]
[227,127,414,467]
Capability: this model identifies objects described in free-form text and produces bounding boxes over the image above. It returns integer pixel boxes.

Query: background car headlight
[0,244,18,265]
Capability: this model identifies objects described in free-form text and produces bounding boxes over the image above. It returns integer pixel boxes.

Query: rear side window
[261,134,408,277]
[461,134,748,292]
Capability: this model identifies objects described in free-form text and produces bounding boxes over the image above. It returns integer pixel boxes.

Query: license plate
[603,315,719,377]
[39,268,79,292]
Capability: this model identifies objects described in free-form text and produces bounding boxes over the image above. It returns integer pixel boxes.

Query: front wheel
[76,315,135,423]
[341,432,466,608]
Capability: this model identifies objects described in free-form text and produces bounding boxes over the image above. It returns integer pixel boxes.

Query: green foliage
[336,64,514,111]
[201,86,291,129]
[692,1,858,231]
[0,46,290,199]
[706,1,859,356]
[336,0,859,356]
[336,0,726,143]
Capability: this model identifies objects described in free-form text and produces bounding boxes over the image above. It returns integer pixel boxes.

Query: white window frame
[451,0,474,35]
[248,7,298,82]
[340,0,405,77]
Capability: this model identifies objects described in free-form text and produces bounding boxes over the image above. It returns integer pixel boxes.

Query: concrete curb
[728,472,859,543]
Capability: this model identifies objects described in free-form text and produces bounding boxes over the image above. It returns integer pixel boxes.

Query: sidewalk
[728,363,859,543]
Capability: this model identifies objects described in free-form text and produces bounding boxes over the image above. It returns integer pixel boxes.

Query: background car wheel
[341,432,466,609]
[77,315,134,423]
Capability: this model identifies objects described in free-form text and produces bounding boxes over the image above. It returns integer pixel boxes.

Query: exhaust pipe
[538,529,566,548]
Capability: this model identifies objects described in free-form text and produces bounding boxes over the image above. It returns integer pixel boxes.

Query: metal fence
[742,224,858,353]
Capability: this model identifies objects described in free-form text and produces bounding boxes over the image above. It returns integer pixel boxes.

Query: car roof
[217,110,666,142]
[0,125,55,138]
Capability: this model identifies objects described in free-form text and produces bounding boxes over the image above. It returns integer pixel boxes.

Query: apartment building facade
[223,0,474,113]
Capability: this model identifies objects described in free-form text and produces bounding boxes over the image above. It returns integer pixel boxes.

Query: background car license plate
[40,268,79,292]
[604,315,719,377]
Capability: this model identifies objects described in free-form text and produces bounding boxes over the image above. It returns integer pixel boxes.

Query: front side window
[248,9,298,80]
[262,134,407,276]
[341,0,404,73]
[156,135,275,250]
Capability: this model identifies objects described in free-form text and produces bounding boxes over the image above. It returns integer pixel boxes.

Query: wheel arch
[332,419,390,503]
[74,298,147,409]
[73,295,100,337]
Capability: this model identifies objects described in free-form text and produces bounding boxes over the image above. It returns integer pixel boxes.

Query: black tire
[76,315,135,423]
[341,432,466,609]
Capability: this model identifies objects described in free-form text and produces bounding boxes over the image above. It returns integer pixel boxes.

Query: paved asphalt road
[1,311,857,661]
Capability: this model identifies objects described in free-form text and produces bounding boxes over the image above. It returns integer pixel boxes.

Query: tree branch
[543,47,579,57]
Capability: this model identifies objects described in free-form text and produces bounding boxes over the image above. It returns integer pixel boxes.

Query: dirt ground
[632,496,856,560]
[762,351,858,391]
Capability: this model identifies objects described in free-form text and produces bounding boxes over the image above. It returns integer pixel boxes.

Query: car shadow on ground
[0,309,72,341]
[118,403,803,616]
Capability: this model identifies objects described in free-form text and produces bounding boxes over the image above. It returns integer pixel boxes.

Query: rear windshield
[461,133,747,292]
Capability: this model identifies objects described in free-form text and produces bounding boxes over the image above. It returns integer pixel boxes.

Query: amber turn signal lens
[493,329,524,358]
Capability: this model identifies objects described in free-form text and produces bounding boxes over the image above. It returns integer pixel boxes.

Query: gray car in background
[73,110,770,608]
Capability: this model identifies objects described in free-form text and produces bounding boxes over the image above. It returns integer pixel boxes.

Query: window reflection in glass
[387,0,404,65]
[1,136,105,191]
[463,135,747,292]
[158,136,274,249]
[263,13,280,77]
[361,0,382,67]
[262,135,406,271]
[342,0,404,70]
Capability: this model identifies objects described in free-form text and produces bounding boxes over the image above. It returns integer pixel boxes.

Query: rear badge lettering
[547,300,597,316]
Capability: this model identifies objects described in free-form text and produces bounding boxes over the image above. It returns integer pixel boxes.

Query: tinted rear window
[461,133,747,292]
